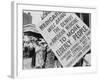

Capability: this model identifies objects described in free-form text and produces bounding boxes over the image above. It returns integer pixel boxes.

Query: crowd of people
[23,35,62,69]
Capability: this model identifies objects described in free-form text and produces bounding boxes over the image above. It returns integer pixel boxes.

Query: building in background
[23,12,32,25]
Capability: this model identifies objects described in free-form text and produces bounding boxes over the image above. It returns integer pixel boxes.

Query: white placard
[37,12,91,67]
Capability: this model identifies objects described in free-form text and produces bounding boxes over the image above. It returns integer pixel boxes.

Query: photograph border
[11,2,97,78]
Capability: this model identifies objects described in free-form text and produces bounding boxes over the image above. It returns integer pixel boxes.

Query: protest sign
[37,12,91,67]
